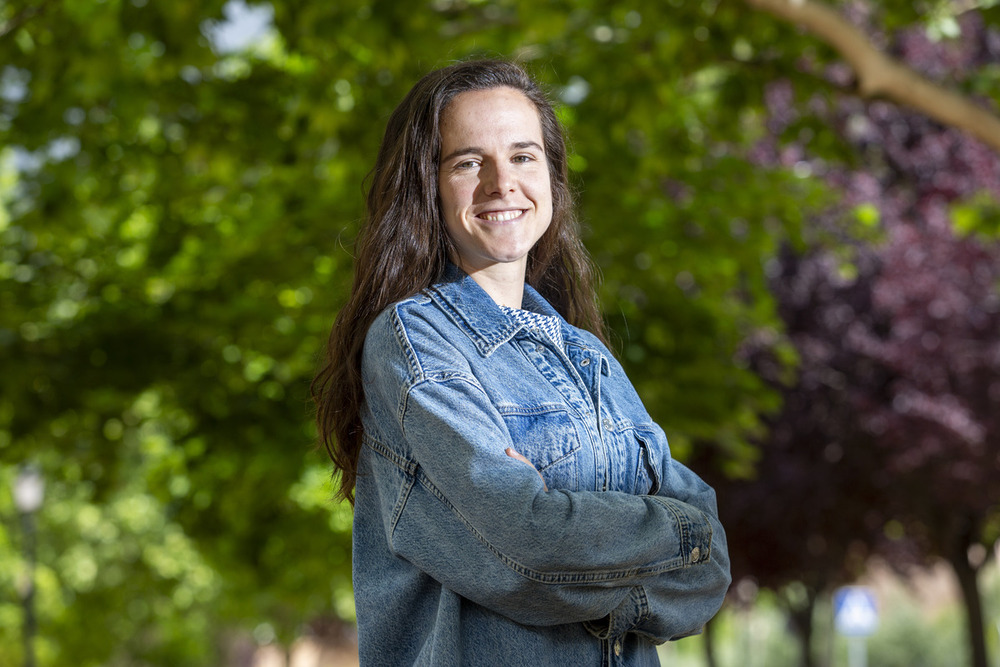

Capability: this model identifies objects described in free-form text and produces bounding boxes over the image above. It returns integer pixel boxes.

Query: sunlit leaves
[4,0,999,663]
[952,192,1000,240]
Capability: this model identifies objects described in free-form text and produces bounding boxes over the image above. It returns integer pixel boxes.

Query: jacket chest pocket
[632,428,661,496]
[499,405,582,491]
[602,421,662,496]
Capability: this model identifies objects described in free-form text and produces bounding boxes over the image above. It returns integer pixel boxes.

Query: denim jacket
[353,265,731,666]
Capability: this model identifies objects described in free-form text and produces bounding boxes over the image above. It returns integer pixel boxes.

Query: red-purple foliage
[701,11,1000,666]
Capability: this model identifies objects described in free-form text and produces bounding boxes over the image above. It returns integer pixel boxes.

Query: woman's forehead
[439,88,543,147]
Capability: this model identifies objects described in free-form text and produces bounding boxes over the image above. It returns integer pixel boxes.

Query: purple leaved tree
[834,17,1000,666]
[703,11,1000,667]
[840,123,1000,667]
[699,245,892,667]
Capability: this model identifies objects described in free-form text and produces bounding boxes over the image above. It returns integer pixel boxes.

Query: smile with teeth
[477,209,526,222]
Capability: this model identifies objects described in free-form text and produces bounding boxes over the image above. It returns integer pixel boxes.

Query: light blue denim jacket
[354,265,731,666]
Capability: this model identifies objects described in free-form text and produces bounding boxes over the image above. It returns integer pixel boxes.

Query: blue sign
[834,586,879,637]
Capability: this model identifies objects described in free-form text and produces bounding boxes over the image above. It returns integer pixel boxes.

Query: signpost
[834,586,879,667]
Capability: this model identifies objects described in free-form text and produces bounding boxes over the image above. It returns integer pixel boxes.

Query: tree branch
[743,0,1000,154]
[0,0,57,41]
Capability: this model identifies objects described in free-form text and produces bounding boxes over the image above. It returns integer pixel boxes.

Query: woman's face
[437,87,553,281]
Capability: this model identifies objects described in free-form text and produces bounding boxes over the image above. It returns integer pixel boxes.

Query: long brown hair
[312,59,606,503]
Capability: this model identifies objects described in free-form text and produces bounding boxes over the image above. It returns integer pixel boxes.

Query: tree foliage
[1,0,999,664]
[699,12,1000,667]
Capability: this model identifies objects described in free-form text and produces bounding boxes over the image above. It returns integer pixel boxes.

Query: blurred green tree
[1,0,998,664]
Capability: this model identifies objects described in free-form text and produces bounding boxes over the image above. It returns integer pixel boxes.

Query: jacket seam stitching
[413,470,688,583]
[362,431,416,475]
[635,584,650,625]
[391,306,423,378]
[430,285,520,355]
[649,496,693,562]
[361,432,419,543]
[390,307,425,430]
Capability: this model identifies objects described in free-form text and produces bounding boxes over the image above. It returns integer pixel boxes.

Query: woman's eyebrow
[440,146,484,163]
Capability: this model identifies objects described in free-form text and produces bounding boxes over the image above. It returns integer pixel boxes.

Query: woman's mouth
[477,209,526,222]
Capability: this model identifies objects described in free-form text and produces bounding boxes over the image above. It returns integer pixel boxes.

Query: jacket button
[690,546,701,563]
[580,358,591,367]
[613,638,622,656]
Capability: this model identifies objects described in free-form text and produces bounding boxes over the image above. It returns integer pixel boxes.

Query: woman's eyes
[455,155,535,169]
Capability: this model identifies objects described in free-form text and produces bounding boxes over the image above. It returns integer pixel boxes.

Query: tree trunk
[783,589,817,667]
[949,544,988,667]
[703,614,718,667]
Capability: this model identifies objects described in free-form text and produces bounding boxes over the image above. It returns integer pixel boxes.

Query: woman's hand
[505,447,548,491]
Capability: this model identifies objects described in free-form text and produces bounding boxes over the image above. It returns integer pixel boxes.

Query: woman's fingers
[505,447,548,491]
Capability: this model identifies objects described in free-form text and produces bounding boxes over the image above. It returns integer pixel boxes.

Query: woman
[313,59,730,666]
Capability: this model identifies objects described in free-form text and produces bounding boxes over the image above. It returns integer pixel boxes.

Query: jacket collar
[427,263,572,356]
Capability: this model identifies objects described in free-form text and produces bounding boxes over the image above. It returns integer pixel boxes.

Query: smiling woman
[437,87,553,305]
[311,59,731,666]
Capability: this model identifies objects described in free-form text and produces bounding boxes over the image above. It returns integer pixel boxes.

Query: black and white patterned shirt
[500,306,564,349]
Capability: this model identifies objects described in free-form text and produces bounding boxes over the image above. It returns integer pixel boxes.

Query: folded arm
[371,373,724,628]
[584,426,731,642]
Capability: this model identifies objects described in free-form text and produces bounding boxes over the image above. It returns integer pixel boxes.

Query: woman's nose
[483,161,514,196]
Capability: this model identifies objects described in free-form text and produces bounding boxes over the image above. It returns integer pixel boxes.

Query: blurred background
[2,0,999,665]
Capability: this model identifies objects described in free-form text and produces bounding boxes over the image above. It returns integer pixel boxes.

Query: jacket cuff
[582,500,714,641]
[583,586,649,639]
[647,496,714,568]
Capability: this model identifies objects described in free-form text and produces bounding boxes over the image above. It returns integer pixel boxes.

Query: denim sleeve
[583,437,731,642]
[362,315,721,632]
[582,509,730,642]
[386,376,721,627]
